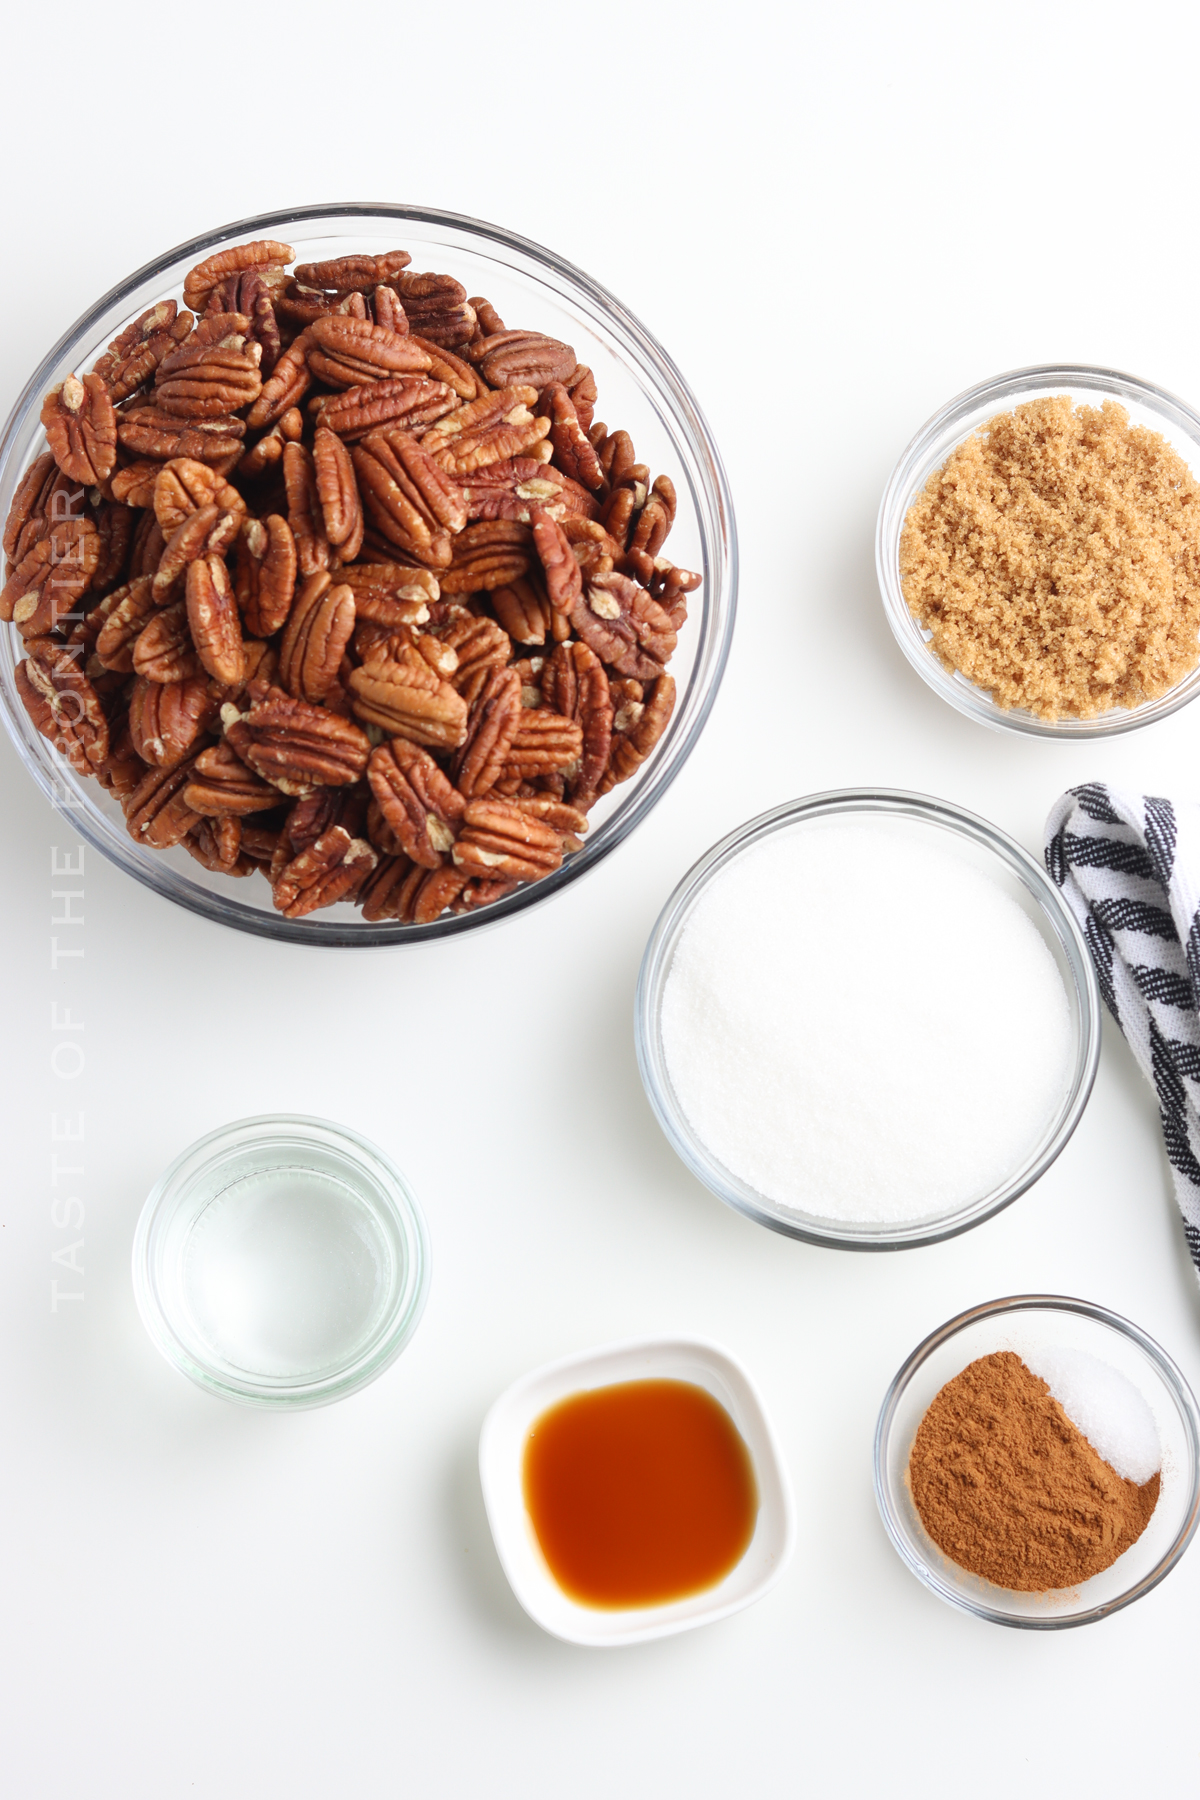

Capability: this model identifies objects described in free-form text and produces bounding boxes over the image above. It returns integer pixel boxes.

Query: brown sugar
[907,1351,1160,1592]
[899,395,1200,718]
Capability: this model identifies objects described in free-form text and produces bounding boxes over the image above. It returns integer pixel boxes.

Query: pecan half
[95,576,158,672]
[460,458,568,524]
[93,301,193,402]
[154,458,245,533]
[129,672,217,767]
[117,405,245,465]
[351,427,466,568]
[41,375,117,484]
[421,387,549,477]
[182,239,294,310]
[312,426,364,559]
[279,573,356,704]
[205,272,281,373]
[347,645,468,748]
[111,462,167,509]
[282,442,332,576]
[367,738,465,868]
[187,555,244,685]
[402,862,470,922]
[359,853,418,922]
[531,508,583,614]
[541,640,612,809]
[464,330,576,390]
[154,340,263,420]
[570,570,677,680]
[541,382,605,490]
[182,739,280,815]
[225,689,371,793]
[2,517,99,636]
[307,315,432,387]
[408,336,482,400]
[440,520,532,594]
[234,514,297,637]
[272,825,376,917]
[393,272,476,349]
[451,667,522,797]
[316,376,458,443]
[451,798,564,882]
[293,251,412,293]
[245,330,313,429]
[500,708,583,781]
[153,504,241,602]
[440,614,511,703]
[4,452,60,562]
[124,755,207,848]
[491,576,552,646]
[15,640,109,773]
[133,600,200,683]
[598,673,676,794]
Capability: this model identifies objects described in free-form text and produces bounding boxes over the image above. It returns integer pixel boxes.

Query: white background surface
[3,2,1200,1793]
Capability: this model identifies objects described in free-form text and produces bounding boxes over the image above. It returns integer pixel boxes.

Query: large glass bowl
[635,789,1101,1250]
[874,1296,1200,1628]
[876,364,1200,739]
[0,204,736,944]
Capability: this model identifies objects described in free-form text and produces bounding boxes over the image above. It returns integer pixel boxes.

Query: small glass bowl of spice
[877,365,1200,738]
[637,789,1100,1250]
[874,1296,1200,1627]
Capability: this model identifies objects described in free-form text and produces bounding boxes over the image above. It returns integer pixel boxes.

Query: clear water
[182,1166,391,1380]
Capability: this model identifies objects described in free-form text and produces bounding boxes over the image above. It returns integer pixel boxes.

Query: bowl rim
[875,361,1200,740]
[131,1110,431,1408]
[477,1333,796,1646]
[635,786,1102,1250]
[0,200,738,946]
[872,1293,1200,1628]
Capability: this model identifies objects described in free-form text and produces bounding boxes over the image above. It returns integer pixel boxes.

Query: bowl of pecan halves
[0,205,736,943]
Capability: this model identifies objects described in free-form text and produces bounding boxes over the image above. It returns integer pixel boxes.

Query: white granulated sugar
[1022,1347,1161,1484]
[660,821,1073,1224]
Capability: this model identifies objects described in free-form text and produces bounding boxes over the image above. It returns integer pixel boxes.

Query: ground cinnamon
[907,1351,1160,1591]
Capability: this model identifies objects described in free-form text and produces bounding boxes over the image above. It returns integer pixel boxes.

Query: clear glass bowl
[874,1296,1200,1627]
[635,788,1101,1250]
[0,203,737,944]
[876,364,1200,739]
[132,1114,430,1408]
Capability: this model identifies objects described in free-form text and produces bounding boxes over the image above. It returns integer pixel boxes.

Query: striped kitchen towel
[1046,783,1200,1281]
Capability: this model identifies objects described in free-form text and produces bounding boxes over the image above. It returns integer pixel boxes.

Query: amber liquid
[522,1379,759,1609]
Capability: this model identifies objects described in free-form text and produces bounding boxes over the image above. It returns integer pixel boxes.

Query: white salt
[660,820,1074,1224]
[1022,1347,1161,1484]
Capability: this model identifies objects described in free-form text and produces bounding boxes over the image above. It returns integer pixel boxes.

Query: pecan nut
[124,755,207,848]
[153,504,241,602]
[351,428,466,566]
[450,667,522,798]
[282,441,332,577]
[531,508,583,614]
[500,707,583,781]
[440,521,532,594]
[541,382,605,490]
[245,330,313,430]
[312,426,364,559]
[129,673,217,767]
[541,640,612,809]
[183,739,281,814]
[272,825,376,918]
[464,330,576,389]
[153,457,245,533]
[40,374,118,484]
[279,573,356,704]
[182,240,294,310]
[306,315,432,387]
[451,798,564,882]
[293,251,412,294]
[234,514,297,638]
[154,339,263,420]
[421,387,548,477]
[393,272,476,349]
[316,377,458,443]
[2,517,99,637]
[367,738,465,868]
[187,555,244,685]
[598,673,676,794]
[569,570,677,679]
[117,405,245,466]
[15,640,109,774]
[347,645,468,749]
[93,301,193,402]
[94,576,158,672]
[225,689,371,794]
[132,599,200,683]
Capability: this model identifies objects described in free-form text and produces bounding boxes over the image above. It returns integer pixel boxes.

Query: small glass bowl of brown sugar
[877,366,1200,738]
[874,1296,1200,1627]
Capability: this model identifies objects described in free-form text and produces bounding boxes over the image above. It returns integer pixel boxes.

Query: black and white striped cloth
[1046,783,1200,1281]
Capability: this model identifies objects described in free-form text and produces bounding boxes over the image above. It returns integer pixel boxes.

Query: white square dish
[478,1336,796,1647]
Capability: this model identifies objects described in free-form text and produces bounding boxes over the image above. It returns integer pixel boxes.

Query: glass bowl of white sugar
[635,789,1101,1249]
[133,1114,430,1406]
